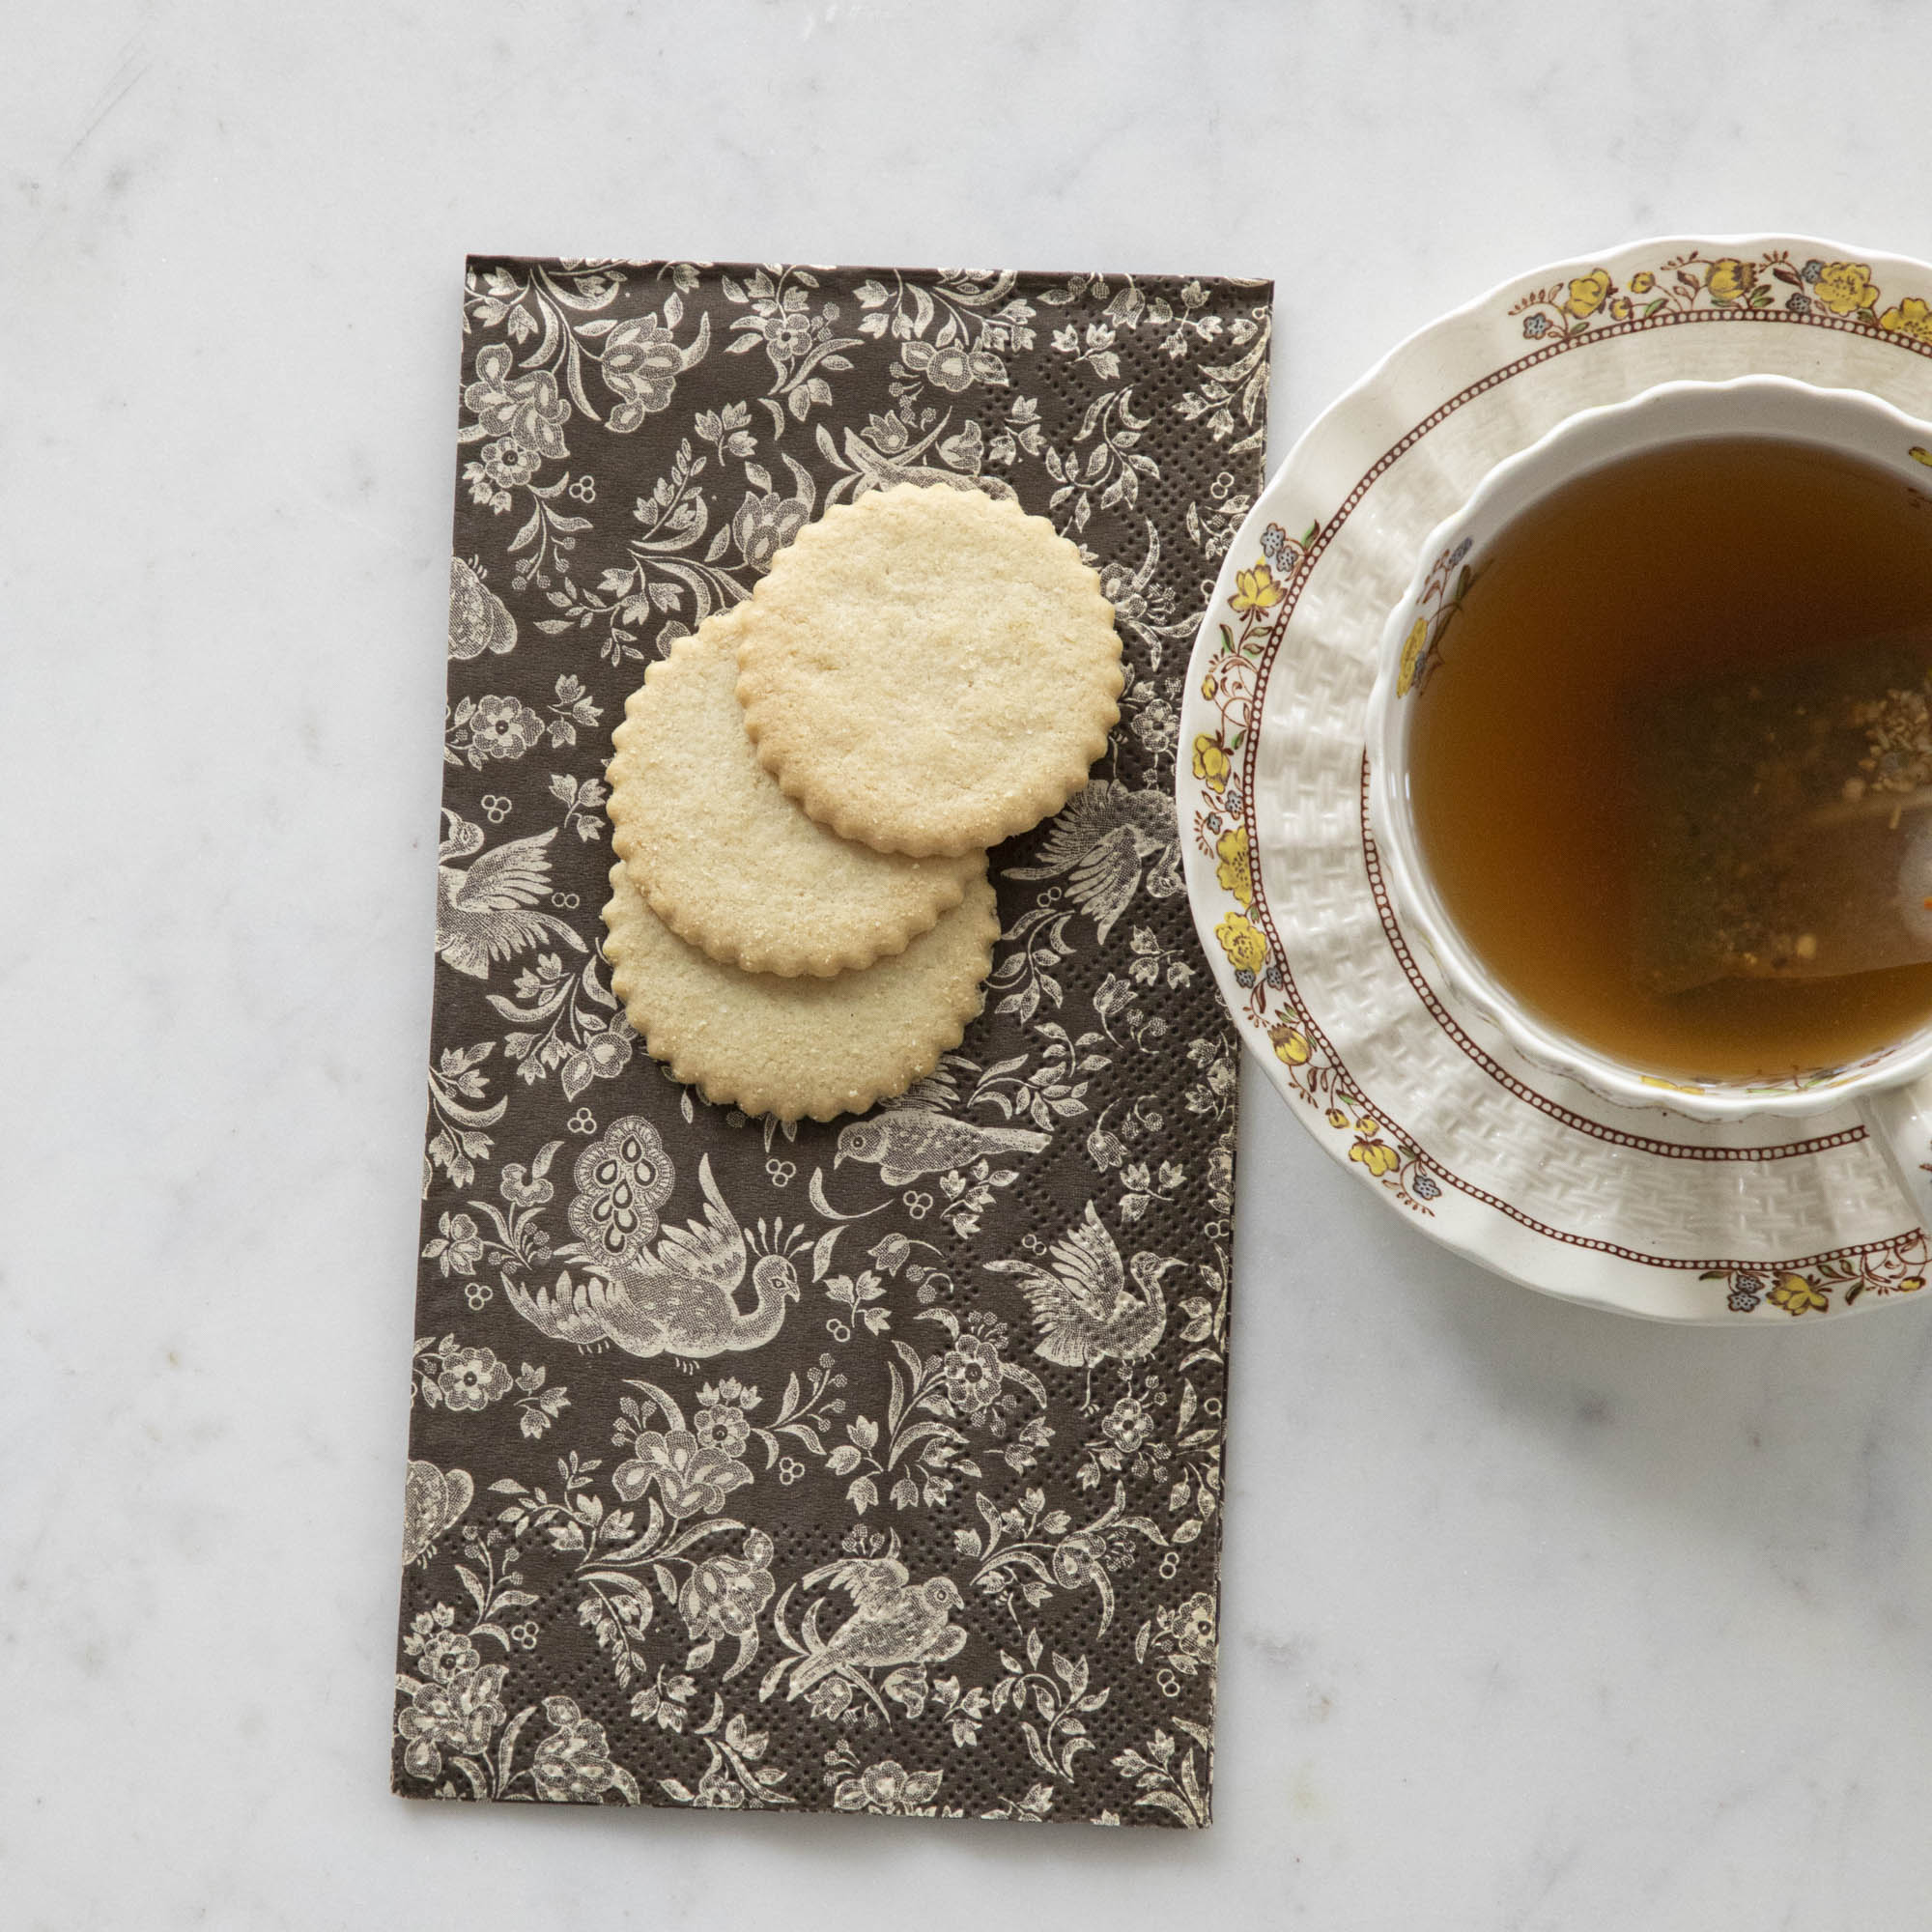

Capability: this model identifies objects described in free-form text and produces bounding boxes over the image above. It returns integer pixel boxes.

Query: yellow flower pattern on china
[1509,248,1929,344]
[1881,296,1932,343]
[1706,257,1757,303]
[1269,1024,1309,1065]
[1350,1139,1401,1179]
[1230,564,1280,617]
[1213,911,1266,975]
[1191,733,1231,790]
[1397,615,1430,698]
[1393,542,1474,700]
[1814,260,1879,315]
[1769,1273,1830,1317]
[1563,269,1612,319]
[1213,825,1251,906]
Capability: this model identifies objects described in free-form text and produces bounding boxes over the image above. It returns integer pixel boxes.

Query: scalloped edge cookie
[601,861,999,1122]
[608,606,981,977]
[733,483,1122,858]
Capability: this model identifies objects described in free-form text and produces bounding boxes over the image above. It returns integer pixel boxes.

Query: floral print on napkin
[398,258,1271,1825]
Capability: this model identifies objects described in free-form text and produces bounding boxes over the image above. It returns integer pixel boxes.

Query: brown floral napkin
[396,258,1271,1825]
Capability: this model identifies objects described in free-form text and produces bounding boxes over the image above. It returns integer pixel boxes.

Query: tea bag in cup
[1632,631,1932,995]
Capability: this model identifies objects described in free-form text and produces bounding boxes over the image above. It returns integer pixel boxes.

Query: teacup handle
[1860,1074,1932,1232]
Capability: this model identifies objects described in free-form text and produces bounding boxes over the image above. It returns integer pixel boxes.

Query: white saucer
[1179,234,1932,1322]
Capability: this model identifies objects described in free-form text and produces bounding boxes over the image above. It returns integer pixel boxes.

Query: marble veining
[9,2,1932,1926]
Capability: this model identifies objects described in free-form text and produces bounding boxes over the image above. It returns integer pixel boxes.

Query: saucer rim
[1179,232,1932,1324]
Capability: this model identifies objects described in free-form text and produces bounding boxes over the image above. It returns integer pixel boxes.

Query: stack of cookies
[602,483,1123,1122]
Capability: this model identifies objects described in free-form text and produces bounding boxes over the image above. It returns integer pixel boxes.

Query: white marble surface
[10,2,1932,1925]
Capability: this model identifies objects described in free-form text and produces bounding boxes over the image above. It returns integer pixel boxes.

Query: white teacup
[1366,374,1932,1230]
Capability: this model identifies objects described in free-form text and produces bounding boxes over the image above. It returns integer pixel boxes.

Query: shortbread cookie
[609,607,981,976]
[601,862,999,1122]
[733,484,1122,858]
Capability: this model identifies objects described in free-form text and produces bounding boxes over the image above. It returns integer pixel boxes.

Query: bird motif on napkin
[435,813,585,980]
[1004,781,1180,941]
[783,1554,966,1700]
[505,1132,801,1364]
[986,1201,1181,1408]
[834,1110,1050,1187]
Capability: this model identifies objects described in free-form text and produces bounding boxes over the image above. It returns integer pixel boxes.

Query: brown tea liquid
[1406,436,1932,1082]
